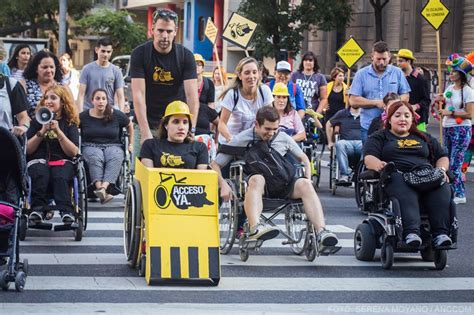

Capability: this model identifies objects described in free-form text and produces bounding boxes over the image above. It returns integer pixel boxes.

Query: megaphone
[35,107,54,125]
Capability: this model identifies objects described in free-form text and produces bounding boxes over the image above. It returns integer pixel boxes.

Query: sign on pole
[421,0,450,145]
[205,18,218,46]
[336,36,365,69]
[222,12,257,50]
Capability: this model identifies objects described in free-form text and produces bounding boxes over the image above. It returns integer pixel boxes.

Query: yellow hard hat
[164,101,193,118]
[194,53,205,66]
[272,82,290,96]
[395,49,416,61]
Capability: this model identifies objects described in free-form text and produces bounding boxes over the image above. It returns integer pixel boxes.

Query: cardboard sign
[421,0,450,31]
[336,37,365,68]
[205,18,218,45]
[222,12,257,49]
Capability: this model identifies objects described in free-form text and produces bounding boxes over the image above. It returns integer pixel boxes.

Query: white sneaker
[453,197,467,204]
[248,223,279,241]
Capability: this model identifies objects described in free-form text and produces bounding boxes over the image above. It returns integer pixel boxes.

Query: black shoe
[433,234,452,248]
[405,233,422,247]
[61,214,74,225]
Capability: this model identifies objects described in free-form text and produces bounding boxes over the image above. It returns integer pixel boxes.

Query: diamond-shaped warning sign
[205,18,219,45]
[421,0,450,31]
[337,37,365,69]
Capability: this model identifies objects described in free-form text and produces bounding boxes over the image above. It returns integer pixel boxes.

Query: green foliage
[78,9,147,56]
[238,0,352,59]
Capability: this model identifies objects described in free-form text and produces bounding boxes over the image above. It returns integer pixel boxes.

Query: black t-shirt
[199,77,215,105]
[139,138,208,168]
[368,116,383,136]
[9,81,28,116]
[196,104,218,135]
[326,89,345,120]
[329,108,361,140]
[363,129,447,172]
[27,118,80,161]
[130,41,197,128]
[79,110,130,144]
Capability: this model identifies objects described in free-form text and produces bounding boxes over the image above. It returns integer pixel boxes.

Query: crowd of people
[0,8,473,253]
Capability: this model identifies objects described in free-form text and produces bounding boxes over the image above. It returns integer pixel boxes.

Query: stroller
[0,127,28,291]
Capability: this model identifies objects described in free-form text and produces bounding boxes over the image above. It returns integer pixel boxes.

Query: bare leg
[95,181,103,190]
[243,175,265,229]
[290,178,326,232]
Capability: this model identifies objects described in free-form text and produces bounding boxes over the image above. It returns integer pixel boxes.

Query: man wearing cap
[396,49,431,132]
[130,9,198,145]
[349,41,411,142]
[268,61,306,118]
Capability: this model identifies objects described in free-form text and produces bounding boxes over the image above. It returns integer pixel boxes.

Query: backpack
[243,131,296,194]
[232,85,265,111]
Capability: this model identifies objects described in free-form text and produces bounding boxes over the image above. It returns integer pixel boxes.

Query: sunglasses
[153,9,178,24]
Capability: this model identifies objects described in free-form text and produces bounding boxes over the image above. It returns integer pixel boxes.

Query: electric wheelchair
[353,162,458,270]
[328,134,362,195]
[219,158,340,261]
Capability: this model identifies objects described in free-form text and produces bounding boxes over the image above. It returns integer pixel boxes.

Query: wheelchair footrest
[319,245,342,256]
[53,223,78,231]
[241,239,264,250]
[335,181,352,187]
[28,222,53,230]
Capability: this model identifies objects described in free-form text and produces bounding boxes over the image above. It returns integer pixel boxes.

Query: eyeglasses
[153,9,178,24]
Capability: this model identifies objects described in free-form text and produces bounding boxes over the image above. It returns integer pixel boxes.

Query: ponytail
[103,104,113,122]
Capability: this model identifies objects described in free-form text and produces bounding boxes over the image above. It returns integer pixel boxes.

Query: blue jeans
[335,139,363,176]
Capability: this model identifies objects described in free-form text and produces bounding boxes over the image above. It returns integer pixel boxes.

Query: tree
[77,9,147,56]
[369,0,390,42]
[238,0,353,60]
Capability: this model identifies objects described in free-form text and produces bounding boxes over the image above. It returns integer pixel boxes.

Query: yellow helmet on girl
[272,82,290,96]
[164,101,193,118]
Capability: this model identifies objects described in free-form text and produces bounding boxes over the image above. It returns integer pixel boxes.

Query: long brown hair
[157,114,194,143]
[91,88,113,122]
[38,85,79,126]
[219,57,259,101]
[385,101,435,164]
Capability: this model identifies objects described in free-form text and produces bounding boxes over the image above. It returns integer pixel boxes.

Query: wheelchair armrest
[230,160,246,168]
[359,169,380,180]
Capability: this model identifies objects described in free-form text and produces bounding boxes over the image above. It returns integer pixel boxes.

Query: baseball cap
[276,61,291,72]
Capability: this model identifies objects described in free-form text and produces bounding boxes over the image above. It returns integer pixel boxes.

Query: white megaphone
[35,107,54,125]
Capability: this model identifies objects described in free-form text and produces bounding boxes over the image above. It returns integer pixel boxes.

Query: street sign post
[222,12,257,56]
[421,0,450,145]
[336,36,365,106]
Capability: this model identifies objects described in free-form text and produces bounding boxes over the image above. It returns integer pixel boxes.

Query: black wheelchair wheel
[354,161,365,211]
[305,231,317,262]
[14,271,26,292]
[420,246,435,262]
[77,162,88,231]
[311,155,322,189]
[219,179,238,255]
[74,219,83,242]
[124,179,142,268]
[434,249,447,270]
[381,242,394,270]
[18,215,27,241]
[138,254,146,277]
[0,270,9,291]
[238,237,249,262]
[285,204,307,255]
[354,223,376,261]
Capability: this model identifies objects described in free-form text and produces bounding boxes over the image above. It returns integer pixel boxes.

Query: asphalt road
[0,124,473,314]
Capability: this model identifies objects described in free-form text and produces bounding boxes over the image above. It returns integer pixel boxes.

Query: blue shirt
[349,64,410,129]
[268,80,305,111]
[0,62,11,76]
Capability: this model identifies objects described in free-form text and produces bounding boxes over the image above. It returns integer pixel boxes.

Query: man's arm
[132,78,152,143]
[183,78,199,128]
[316,85,328,113]
[400,93,410,103]
[115,87,126,112]
[77,84,87,113]
[349,95,384,109]
[295,152,312,180]
[210,160,233,201]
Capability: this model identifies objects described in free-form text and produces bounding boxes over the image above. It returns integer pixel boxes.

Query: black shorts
[245,174,300,199]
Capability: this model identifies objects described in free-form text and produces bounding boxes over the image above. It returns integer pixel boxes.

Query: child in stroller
[0,126,28,291]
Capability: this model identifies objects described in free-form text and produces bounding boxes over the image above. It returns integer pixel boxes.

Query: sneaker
[101,194,114,205]
[433,234,452,248]
[94,188,106,201]
[318,229,339,247]
[248,223,279,241]
[453,196,466,204]
[29,211,43,223]
[405,233,422,247]
[61,213,74,224]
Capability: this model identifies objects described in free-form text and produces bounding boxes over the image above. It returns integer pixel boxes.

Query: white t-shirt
[442,84,474,128]
[218,84,273,143]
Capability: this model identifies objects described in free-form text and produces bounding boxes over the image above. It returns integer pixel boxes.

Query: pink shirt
[278,110,305,136]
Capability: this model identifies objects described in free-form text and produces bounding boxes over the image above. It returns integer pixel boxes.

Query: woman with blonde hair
[325,67,348,122]
[217,57,273,143]
[212,66,228,110]
[26,85,80,224]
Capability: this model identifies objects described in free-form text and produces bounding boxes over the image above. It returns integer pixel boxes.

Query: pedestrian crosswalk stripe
[18,276,474,291]
[19,253,436,267]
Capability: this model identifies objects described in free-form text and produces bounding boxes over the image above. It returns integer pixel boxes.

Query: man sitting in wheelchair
[363,101,453,248]
[326,104,362,184]
[26,86,80,224]
[211,106,338,247]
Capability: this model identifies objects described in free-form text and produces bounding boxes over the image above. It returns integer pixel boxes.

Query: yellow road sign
[205,18,218,46]
[337,37,365,69]
[222,12,257,49]
[421,0,450,31]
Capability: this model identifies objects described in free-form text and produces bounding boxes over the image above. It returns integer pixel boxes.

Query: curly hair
[37,85,79,126]
[23,50,63,83]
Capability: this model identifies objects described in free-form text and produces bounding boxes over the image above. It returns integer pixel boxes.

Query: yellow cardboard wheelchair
[123,159,220,285]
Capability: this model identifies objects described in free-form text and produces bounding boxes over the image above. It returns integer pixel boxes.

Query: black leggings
[384,172,451,237]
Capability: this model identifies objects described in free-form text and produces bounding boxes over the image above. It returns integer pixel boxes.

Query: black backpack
[243,131,295,194]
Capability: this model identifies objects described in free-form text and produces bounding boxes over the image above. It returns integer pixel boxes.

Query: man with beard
[130,9,198,145]
[395,49,431,132]
[349,41,411,142]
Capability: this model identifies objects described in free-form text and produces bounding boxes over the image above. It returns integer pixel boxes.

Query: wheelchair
[20,155,88,242]
[301,115,325,189]
[328,134,362,195]
[219,160,340,262]
[353,162,458,270]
